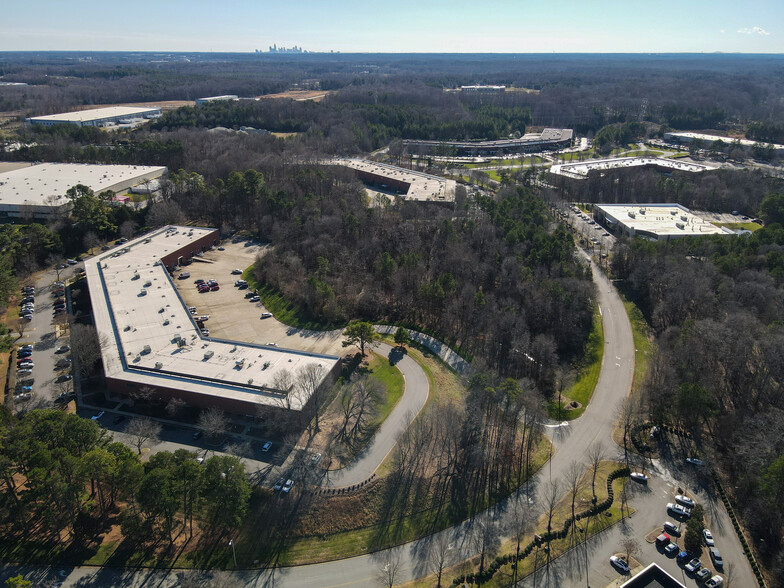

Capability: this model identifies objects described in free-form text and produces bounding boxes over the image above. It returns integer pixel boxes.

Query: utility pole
[229,538,237,567]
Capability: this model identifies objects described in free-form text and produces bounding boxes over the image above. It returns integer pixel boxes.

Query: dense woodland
[0,409,252,560]
[611,195,784,585]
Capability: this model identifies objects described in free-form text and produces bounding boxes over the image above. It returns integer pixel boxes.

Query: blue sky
[1,0,781,53]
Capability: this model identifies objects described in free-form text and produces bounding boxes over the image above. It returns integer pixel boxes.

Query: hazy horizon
[1,0,781,54]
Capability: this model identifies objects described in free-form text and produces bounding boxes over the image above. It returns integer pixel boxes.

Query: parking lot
[172,240,344,357]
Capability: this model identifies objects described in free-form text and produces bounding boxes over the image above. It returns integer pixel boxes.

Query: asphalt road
[328,342,429,487]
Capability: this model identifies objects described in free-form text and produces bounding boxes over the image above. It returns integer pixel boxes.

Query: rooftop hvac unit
[155,362,163,369]
[670,210,677,215]
[639,209,646,215]
[680,215,688,222]
[676,222,685,230]
[204,350,214,360]
[142,345,151,354]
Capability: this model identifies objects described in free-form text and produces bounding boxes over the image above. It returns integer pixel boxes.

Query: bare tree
[125,417,162,455]
[165,397,186,417]
[82,231,100,255]
[620,537,640,567]
[472,512,500,584]
[565,461,585,544]
[617,398,635,468]
[543,479,560,565]
[427,532,452,588]
[69,323,104,379]
[47,254,66,281]
[509,494,533,585]
[587,443,605,501]
[119,220,138,240]
[377,551,401,588]
[128,385,157,406]
[198,407,228,440]
[14,318,28,340]
[297,363,327,435]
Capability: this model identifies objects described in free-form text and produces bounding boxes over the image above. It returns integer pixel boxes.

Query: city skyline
[0,0,781,53]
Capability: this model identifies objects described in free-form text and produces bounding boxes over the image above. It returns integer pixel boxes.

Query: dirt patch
[257,90,333,102]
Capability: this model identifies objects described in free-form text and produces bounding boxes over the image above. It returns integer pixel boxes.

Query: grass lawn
[364,352,405,425]
[549,305,604,420]
[714,221,763,232]
[623,297,653,394]
[242,264,343,330]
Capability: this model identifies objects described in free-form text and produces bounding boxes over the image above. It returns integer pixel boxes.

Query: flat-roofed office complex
[27,106,161,127]
[402,128,573,156]
[0,162,166,220]
[85,226,341,415]
[594,203,734,242]
[663,131,784,155]
[332,158,456,202]
[550,156,712,180]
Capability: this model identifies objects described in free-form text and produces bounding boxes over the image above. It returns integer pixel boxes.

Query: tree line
[610,210,784,584]
[0,408,251,557]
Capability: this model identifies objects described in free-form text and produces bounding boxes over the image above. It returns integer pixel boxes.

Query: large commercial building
[594,203,734,242]
[0,162,167,220]
[85,226,341,415]
[27,106,161,127]
[332,158,456,203]
[619,563,685,588]
[549,156,713,180]
[196,95,239,106]
[402,128,573,157]
[663,131,784,156]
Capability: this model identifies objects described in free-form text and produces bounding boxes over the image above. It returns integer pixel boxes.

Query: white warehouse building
[27,106,161,127]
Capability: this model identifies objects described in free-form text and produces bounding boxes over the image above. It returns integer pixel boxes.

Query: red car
[209,284,220,291]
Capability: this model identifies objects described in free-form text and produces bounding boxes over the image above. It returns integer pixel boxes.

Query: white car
[703,528,715,546]
[675,494,695,508]
[686,457,704,466]
[609,555,630,573]
[282,479,294,494]
[630,472,648,483]
[685,558,702,573]
[705,575,724,588]
[667,502,691,518]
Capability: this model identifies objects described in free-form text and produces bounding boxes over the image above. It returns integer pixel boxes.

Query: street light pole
[229,538,237,568]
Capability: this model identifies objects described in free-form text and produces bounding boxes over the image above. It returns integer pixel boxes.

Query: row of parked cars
[233,276,273,319]
[657,494,724,587]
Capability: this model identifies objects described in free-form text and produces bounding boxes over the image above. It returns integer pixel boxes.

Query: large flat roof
[0,163,166,209]
[596,203,731,238]
[550,156,713,179]
[620,563,685,588]
[332,158,456,202]
[28,106,160,124]
[664,131,784,151]
[86,226,339,411]
[403,128,573,149]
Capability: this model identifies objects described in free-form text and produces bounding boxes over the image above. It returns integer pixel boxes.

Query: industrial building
[331,158,456,203]
[195,95,239,105]
[402,128,573,157]
[549,156,713,180]
[85,226,341,415]
[663,131,784,156]
[0,162,167,220]
[27,106,161,127]
[460,85,506,92]
[593,203,734,242]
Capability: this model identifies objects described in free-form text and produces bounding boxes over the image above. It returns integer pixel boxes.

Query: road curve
[327,342,429,487]
[5,255,638,588]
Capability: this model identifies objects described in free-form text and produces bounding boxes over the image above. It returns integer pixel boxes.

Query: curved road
[328,342,429,487]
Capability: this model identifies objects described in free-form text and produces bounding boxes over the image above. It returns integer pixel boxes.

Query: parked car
[197,315,209,321]
[249,295,260,303]
[17,350,32,358]
[663,521,681,536]
[609,555,630,573]
[266,342,278,347]
[311,452,323,465]
[685,558,702,573]
[55,358,72,368]
[193,431,202,440]
[17,369,32,377]
[668,503,691,518]
[231,269,243,275]
[260,312,273,319]
[15,386,33,393]
[696,568,712,581]
[282,479,294,494]
[55,374,72,383]
[200,328,210,336]
[17,361,33,368]
[56,345,70,353]
[686,457,704,466]
[91,411,105,420]
[273,477,285,491]
[15,393,31,401]
[703,529,715,547]
[179,271,191,279]
[705,575,724,588]
[238,283,249,290]
[675,494,695,508]
[209,284,220,291]
[630,472,648,483]
[67,259,77,265]
[262,441,272,452]
[195,279,205,285]
[677,551,691,564]
[709,547,723,568]
[188,306,197,314]
[664,543,679,556]
[244,291,255,299]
